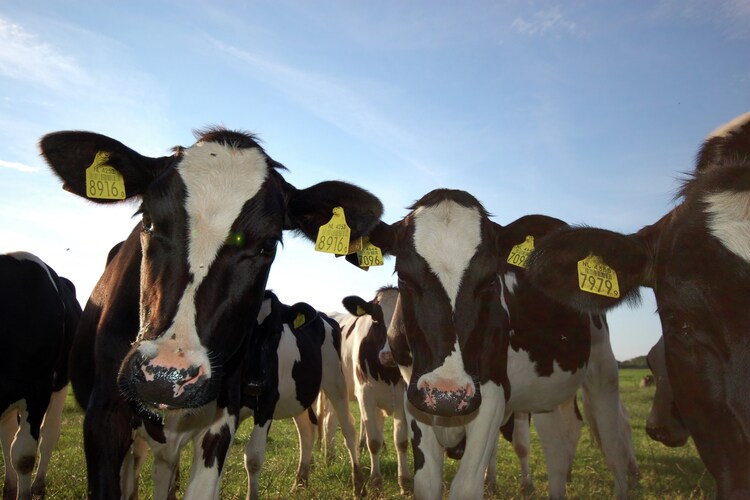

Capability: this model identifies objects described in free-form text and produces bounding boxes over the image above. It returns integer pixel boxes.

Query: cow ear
[286,302,318,330]
[526,226,650,313]
[342,296,372,317]
[285,181,383,240]
[39,131,172,203]
[496,214,568,259]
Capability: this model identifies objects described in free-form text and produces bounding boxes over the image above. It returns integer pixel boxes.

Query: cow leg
[583,320,632,500]
[406,408,444,500]
[447,383,504,500]
[557,397,583,483]
[151,441,182,500]
[120,436,149,500]
[292,410,316,490]
[11,396,47,500]
[512,412,534,494]
[1,409,19,500]
[31,385,68,497]
[484,431,497,494]
[184,408,237,500]
[533,410,572,499]
[392,383,412,495]
[244,421,270,500]
[321,404,338,465]
[358,389,385,490]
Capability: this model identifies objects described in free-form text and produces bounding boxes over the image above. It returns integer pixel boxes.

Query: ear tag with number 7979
[315,206,351,255]
[577,254,620,298]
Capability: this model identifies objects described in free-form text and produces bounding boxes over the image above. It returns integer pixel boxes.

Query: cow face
[368,189,509,417]
[526,111,750,494]
[41,128,382,411]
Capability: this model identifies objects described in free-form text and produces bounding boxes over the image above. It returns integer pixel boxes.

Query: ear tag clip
[507,235,534,268]
[355,305,366,316]
[577,254,620,298]
[315,206,351,255]
[85,151,126,200]
[293,313,306,329]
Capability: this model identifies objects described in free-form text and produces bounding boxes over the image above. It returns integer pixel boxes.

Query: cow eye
[141,215,154,235]
[259,238,278,256]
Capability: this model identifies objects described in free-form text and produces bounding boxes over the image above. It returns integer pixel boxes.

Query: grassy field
[2,369,714,499]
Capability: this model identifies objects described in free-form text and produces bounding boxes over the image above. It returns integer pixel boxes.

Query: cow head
[526,111,750,494]
[645,337,689,447]
[364,189,517,417]
[41,128,382,411]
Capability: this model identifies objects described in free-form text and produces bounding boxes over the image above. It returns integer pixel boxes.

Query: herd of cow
[1,110,748,499]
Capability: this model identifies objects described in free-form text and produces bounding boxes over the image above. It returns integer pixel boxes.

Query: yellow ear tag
[356,236,384,270]
[355,305,366,316]
[315,206,351,255]
[507,235,534,268]
[85,151,126,200]
[293,313,306,329]
[577,254,621,298]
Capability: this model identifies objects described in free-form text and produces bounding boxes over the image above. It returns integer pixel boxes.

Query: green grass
[2,369,715,499]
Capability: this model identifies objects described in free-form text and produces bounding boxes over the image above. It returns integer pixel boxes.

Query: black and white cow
[0,251,81,500]
[320,286,411,493]
[525,110,750,497]
[239,290,361,499]
[40,128,382,498]
[355,190,634,499]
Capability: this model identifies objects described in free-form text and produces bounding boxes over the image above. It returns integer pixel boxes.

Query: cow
[645,337,689,447]
[239,290,361,500]
[319,286,411,493]
[351,189,635,499]
[0,251,82,500]
[639,375,654,388]
[40,127,382,499]
[526,110,750,498]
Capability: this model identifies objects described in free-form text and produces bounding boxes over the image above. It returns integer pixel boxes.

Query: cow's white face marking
[413,201,482,310]
[415,340,474,393]
[704,190,750,263]
[138,142,270,371]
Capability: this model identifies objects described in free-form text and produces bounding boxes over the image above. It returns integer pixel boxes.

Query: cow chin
[407,380,481,417]
[118,350,219,412]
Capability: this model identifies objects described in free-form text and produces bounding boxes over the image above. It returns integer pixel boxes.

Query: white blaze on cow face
[136,141,270,374]
[412,200,482,310]
[704,190,750,263]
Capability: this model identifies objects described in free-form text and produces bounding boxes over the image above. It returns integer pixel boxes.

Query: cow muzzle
[118,342,215,411]
[407,376,480,417]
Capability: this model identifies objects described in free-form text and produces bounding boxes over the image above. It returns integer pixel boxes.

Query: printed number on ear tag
[577,254,620,298]
[507,235,534,268]
[315,206,351,255]
[85,151,126,200]
[356,236,384,270]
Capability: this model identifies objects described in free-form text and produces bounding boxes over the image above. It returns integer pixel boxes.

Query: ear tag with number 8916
[507,235,534,268]
[315,206,351,255]
[85,151,126,200]
[577,254,620,298]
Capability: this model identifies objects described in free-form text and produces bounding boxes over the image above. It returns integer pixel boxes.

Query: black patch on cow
[445,435,466,460]
[307,406,318,426]
[500,416,515,443]
[16,455,36,475]
[201,423,231,471]
[410,420,425,473]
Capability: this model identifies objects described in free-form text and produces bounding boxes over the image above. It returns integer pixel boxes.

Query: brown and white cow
[645,337,690,447]
[41,128,382,498]
[526,110,750,498]
[359,190,634,499]
[321,286,411,493]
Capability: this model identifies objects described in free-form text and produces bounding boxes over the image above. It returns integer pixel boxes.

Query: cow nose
[118,348,213,410]
[408,378,480,417]
[645,425,689,448]
[379,349,396,367]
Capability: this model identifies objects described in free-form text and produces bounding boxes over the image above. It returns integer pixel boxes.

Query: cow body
[41,128,381,498]
[362,190,634,499]
[322,286,411,493]
[239,291,362,499]
[526,110,750,497]
[0,252,81,500]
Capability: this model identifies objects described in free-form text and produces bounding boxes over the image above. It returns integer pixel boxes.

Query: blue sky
[1,1,748,361]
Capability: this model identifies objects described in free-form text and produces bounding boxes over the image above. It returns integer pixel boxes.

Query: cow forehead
[178,141,270,283]
[412,201,482,309]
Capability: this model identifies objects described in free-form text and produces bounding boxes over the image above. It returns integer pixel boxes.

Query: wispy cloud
[511,6,579,37]
[0,18,93,90]
[0,159,39,172]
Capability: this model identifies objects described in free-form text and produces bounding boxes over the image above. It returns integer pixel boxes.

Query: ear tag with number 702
[577,254,620,298]
[85,151,126,200]
[315,206,351,255]
[507,235,534,268]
